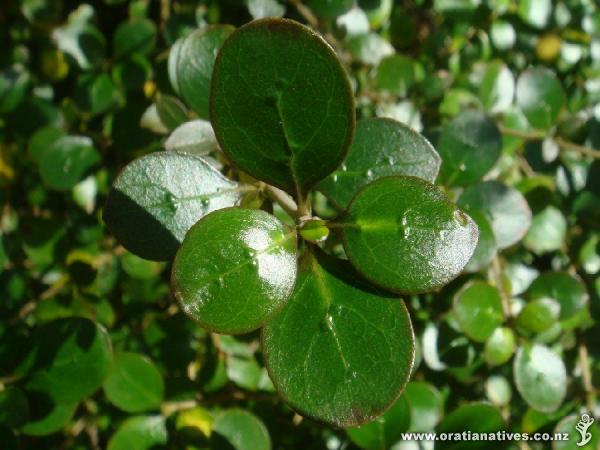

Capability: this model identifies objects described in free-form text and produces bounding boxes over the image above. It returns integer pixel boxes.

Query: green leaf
[318,118,440,208]
[523,206,567,254]
[212,409,271,450]
[484,327,516,366]
[169,26,234,119]
[515,298,560,334]
[514,344,567,413]
[52,23,106,70]
[553,415,599,450]
[113,18,156,60]
[74,72,121,115]
[107,416,167,450]
[164,119,218,155]
[476,61,514,113]
[307,0,353,18]
[155,94,188,131]
[0,65,31,114]
[458,180,532,249]
[103,352,164,413]
[211,18,355,196]
[526,271,588,321]
[28,126,65,162]
[346,394,411,450]
[453,281,504,342]
[464,209,497,272]
[375,55,415,96]
[0,387,29,428]
[485,375,512,406]
[341,176,478,294]
[103,152,243,261]
[23,317,112,404]
[436,402,505,450]
[437,110,502,186]
[516,68,565,130]
[39,136,100,191]
[262,249,414,427]
[21,398,77,436]
[517,0,552,29]
[172,208,297,334]
[404,381,443,432]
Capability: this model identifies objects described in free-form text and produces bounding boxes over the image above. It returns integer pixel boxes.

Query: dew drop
[201,198,210,208]
[459,162,467,171]
[341,163,348,172]
[387,156,396,166]
[397,215,411,239]
[351,371,358,379]
[453,209,470,227]
[365,169,374,179]
[332,174,339,182]
[320,314,334,332]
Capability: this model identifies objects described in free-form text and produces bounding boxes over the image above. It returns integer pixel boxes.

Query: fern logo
[576,413,594,447]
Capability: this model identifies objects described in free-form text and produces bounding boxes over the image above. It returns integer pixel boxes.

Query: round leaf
[103,352,164,413]
[262,249,414,427]
[516,68,565,130]
[211,18,355,195]
[169,26,234,119]
[437,110,502,186]
[527,271,588,321]
[107,416,167,450]
[436,402,505,449]
[453,281,504,342]
[477,61,515,114]
[342,176,479,294]
[458,180,532,249]
[516,298,560,334]
[164,119,218,155]
[103,152,244,261]
[318,118,440,208]
[39,136,100,191]
[308,0,353,18]
[484,327,516,366]
[21,398,77,436]
[113,18,156,60]
[212,409,271,450]
[514,344,567,413]
[375,55,415,96]
[23,317,112,404]
[346,394,411,450]
[172,208,297,335]
[523,205,567,254]
[404,381,444,432]
[464,209,497,272]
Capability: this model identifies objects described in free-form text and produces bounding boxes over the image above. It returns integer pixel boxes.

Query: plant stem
[264,185,299,218]
[578,343,596,412]
[499,126,600,159]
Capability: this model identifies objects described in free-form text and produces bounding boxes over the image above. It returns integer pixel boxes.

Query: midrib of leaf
[117,366,160,406]
[147,185,251,209]
[309,254,350,371]
[186,230,296,290]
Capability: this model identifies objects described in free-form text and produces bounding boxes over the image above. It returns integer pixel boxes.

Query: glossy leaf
[514,344,567,413]
[342,176,478,293]
[375,55,415,96]
[318,118,440,208]
[404,381,444,432]
[527,272,588,321]
[21,399,77,436]
[103,152,243,261]
[103,352,164,413]
[346,394,411,450]
[113,18,156,60]
[523,206,567,254]
[39,136,100,191]
[436,402,505,450]
[211,18,355,195]
[164,119,218,155]
[169,26,234,119]
[107,416,167,450]
[476,61,514,114]
[23,317,112,404]
[172,208,297,334]
[437,110,502,186]
[459,181,532,249]
[453,281,503,342]
[308,0,353,18]
[516,68,565,130]
[213,409,271,450]
[262,250,414,427]
[515,298,560,334]
[155,94,188,131]
[464,209,497,272]
[484,327,516,366]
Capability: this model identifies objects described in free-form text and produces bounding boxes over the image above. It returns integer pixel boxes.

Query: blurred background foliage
[0,0,599,449]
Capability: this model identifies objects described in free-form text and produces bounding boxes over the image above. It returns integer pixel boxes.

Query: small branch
[499,126,600,159]
[264,184,299,218]
[288,0,319,28]
[11,274,70,323]
[578,344,596,412]
[491,256,511,318]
